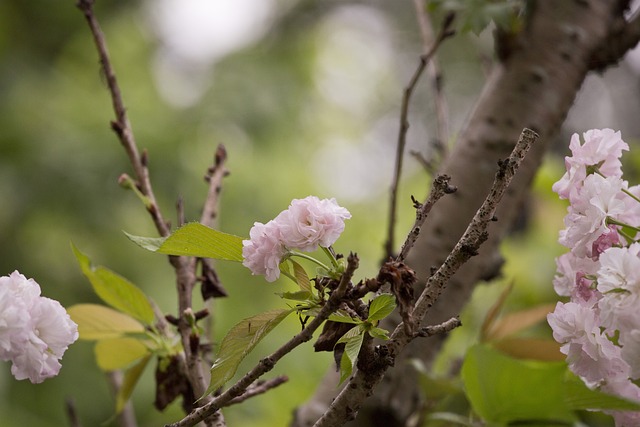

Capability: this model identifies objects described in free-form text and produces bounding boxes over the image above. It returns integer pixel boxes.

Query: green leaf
[72,244,155,325]
[123,231,166,252]
[327,311,361,324]
[338,330,365,384]
[367,294,396,322]
[68,304,145,340]
[159,222,244,261]
[279,290,313,302]
[461,343,575,424]
[116,355,152,414]
[290,259,311,293]
[95,337,151,371]
[564,373,640,412]
[367,327,390,340]
[205,308,293,396]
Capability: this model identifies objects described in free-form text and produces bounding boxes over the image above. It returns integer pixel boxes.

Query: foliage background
[1,1,640,426]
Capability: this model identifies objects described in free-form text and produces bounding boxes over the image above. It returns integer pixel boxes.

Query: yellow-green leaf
[205,308,293,396]
[72,244,155,325]
[290,260,311,293]
[95,337,151,371]
[68,304,144,340]
[116,355,152,414]
[158,222,244,262]
[367,294,396,322]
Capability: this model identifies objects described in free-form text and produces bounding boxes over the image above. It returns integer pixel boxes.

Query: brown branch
[384,13,455,259]
[167,254,360,427]
[413,0,450,151]
[65,398,82,427]
[590,6,640,71]
[312,128,538,427]
[76,0,214,416]
[396,174,456,262]
[200,144,228,227]
[225,376,289,407]
[76,0,170,237]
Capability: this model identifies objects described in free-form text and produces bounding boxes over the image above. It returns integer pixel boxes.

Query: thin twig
[225,376,289,407]
[384,13,455,259]
[312,128,538,427]
[396,174,456,262]
[107,371,138,427]
[167,254,360,427]
[76,0,213,416]
[200,144,228,227]
[415,317,461,337]
[65,398,82,427]
[76,0,169,237]
[413,0,450,150]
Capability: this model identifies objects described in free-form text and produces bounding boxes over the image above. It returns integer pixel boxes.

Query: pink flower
[553,129,628,200]
[559,174,626,258]
[242,220,287,282]
[548,302,630,386]
[553,252,599,298]
[0,271,78,383]
[275,196,351,252]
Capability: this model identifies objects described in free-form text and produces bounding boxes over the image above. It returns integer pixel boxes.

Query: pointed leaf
[158,222,244,262]
[338,331,364,384]
[290,260,311,293]
[480,282,513,342]
[205,308,293,396]
[72,244,155,325]
[69,304,145,340]
[123,231,165,252]
[486,303,557,341]
[116,355,152,414]
[327,310,361,324]
[367,327,390,340]
[367,293,396,322]
[95,337,151,371]
[493,337,564,362]
[279,290,313,302]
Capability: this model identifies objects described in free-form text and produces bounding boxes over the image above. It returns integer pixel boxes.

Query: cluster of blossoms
[547,129,640,425]
[0,271,78,383]
[242,196,351,282]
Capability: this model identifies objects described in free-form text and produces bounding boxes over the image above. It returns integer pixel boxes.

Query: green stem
[607,217,640,233]
[288,251,331,271]
[322,246,340,269]
[622,187,640,204]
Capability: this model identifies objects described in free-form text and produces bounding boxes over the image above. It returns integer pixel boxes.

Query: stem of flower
[288,251,332,272]
[607,217,640,233]
[322,246,340,269]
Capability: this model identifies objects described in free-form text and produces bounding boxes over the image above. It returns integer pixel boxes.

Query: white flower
[597,244,640,331]
[275,196,351,252]
[242,220,287,282]
[0,271,78,383]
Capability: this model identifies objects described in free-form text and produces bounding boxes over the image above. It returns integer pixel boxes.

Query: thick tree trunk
[293,1,638,426]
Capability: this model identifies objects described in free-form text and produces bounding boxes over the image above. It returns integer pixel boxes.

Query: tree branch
[384,13,455,259]
[76,0,216,416]
[167,254,360,427]
[312,128,537,427]
[224,376,289,407]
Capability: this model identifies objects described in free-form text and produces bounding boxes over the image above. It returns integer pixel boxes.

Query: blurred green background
[2,1,640,426]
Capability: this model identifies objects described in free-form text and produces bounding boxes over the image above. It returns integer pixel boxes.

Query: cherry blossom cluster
[0,271,78,383]
[242,196,351,282]
[547,129,640,426]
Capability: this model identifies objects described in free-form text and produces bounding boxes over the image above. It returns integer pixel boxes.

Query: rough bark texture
[293,1,638,426]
